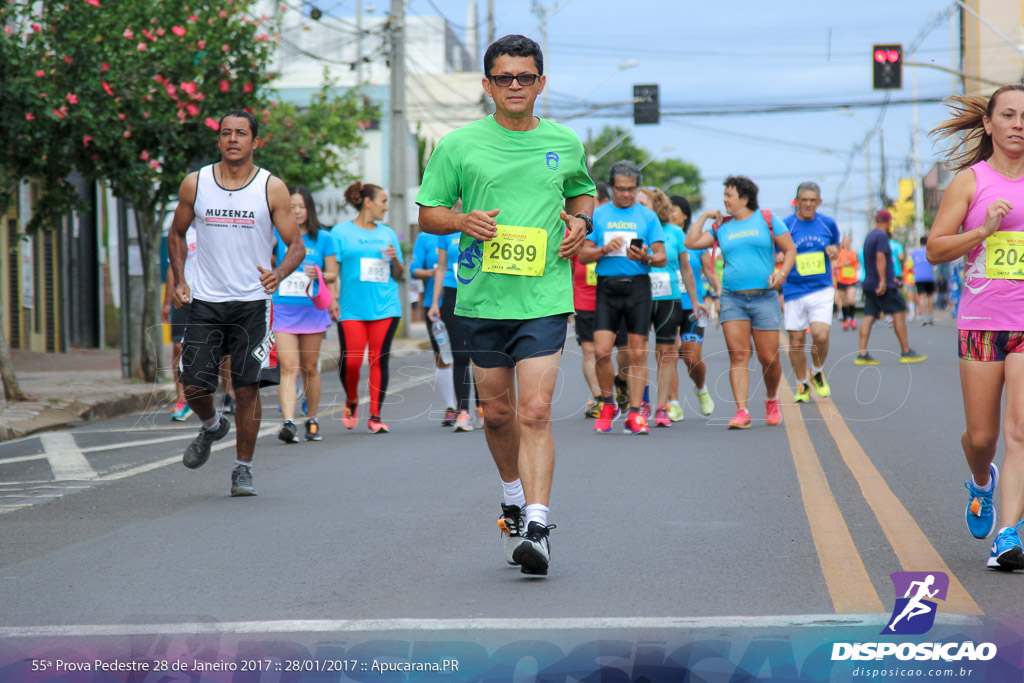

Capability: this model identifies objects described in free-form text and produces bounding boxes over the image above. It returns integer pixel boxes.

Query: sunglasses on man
[488,73,540,88]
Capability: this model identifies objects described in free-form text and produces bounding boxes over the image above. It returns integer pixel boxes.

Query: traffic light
[872,44,903,90]
[633,84,659,125]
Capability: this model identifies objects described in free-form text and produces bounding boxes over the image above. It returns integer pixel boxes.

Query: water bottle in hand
[432,320,453,365]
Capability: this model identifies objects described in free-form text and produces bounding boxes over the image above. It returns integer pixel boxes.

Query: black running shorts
[863,288,907,318]
[595,275,652,337]
[574,310,628,346]
[179,298,279,393]
[170,302,191,344]
[651,299,684,344]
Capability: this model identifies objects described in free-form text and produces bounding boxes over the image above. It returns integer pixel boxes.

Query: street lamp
[639,145,675,171]
[571,60,639,106]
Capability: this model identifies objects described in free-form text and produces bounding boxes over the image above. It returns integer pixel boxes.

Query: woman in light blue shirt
[685,175,795,430]
[331,181,405,434]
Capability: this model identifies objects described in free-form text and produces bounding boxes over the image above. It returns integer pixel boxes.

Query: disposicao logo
[831,571,997,663]
[884,571,947,635]
[546,152,559,170]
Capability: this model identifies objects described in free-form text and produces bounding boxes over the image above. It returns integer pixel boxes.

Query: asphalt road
[1,315,1021,681]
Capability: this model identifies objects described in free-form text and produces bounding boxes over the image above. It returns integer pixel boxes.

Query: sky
[395,0,976,246]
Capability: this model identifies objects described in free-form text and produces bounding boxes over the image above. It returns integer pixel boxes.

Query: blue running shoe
[987,521,1024,571]
[965,463,998,539]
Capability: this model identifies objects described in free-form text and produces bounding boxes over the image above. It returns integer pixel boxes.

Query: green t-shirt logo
[546,152,559,170]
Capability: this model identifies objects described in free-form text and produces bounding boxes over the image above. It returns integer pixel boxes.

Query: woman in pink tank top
[928,85,1024,571]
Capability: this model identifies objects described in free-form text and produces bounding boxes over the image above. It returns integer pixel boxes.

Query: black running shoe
[230,464,257,497]
[221,394,236,415]
[182,415,230,469]
[614,376,629,411]
[498,503,526,566]
[278,420,299,444]
[305,418,322,441]
[512,521,556,576]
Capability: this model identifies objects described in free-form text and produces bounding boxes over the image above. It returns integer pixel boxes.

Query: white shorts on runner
[784,286,835,331]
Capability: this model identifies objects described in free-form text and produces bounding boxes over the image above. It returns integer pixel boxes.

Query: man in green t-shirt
[417,34,596,577]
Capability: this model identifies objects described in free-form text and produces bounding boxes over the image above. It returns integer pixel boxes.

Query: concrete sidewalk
[0,322,431,441]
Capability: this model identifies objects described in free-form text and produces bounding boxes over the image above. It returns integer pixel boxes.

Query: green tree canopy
[1,0,375,381]
[584,126,702,208]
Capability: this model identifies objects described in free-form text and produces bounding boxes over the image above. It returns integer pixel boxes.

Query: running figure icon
[887,574,939,632]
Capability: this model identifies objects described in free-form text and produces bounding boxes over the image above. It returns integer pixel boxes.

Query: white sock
[695,385,707,393]
[234,460,251,470]
[437,366,456,408]
[501,478,526,508]
[203,412,222,430]
[525,503,549,528]
[811,365,823,376]
[973,475,994,492]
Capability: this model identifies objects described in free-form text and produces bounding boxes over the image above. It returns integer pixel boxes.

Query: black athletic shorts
[835,282,855,292]
[426,313,440,355]
[575,310,628,347]
[457,313,569,369]
[679,309,707,344]
[916,280,936,295]
[170,302,191,344]
[863,288,907,318]
[651,299,684,344]
[179,298,279,392]
[595,275,652,337]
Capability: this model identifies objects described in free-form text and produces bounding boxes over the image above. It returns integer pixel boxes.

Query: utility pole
[865,131,873,235]
[356,0,365,177]
[531,1,550,118]
[911,59,925,244]
[388,0,410,334]
[486,0,495,46]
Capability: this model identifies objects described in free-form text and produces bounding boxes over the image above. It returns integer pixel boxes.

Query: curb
[0,340,431,442]
[0,386,176,442]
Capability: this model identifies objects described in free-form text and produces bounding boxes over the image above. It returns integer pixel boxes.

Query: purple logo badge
[883,571,948,635]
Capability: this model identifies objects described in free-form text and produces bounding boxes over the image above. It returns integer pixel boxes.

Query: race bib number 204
[986,231,1024,279]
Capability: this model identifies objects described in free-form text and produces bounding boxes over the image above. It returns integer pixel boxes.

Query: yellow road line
[779,383,885,613]
[815,398,983,615]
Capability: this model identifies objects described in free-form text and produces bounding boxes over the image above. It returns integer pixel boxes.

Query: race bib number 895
[360,258,389,283]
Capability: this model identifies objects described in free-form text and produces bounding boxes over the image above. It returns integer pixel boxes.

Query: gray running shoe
[183,416,230,469]
[278,420,299,444]
[230,464,257,497]
[498,503,526,566]
[512,521,556,576]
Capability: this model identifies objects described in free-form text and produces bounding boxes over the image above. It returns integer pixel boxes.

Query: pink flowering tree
[1,0,373,383]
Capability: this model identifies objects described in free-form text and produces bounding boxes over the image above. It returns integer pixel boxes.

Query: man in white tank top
[168,110,305,497]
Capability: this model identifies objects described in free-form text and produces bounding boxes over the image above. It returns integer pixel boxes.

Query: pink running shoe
[728,409,752,430]
[654,406,671,427]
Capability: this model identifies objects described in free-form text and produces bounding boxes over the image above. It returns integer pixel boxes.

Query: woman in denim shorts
[684,175,796,429]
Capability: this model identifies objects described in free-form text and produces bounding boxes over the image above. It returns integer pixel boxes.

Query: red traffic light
[874,48,901,64]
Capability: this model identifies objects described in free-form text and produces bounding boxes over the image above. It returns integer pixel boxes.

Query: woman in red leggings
[330,181,405,433]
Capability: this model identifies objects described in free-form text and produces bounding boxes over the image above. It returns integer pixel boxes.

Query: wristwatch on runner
[574,213,594,235]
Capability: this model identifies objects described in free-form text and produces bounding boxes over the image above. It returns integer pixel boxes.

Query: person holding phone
[579,160,667,435]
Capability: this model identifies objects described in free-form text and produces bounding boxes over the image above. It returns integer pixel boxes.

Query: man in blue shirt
[856,210,926,365]
[783,181,840,402]
[579,160,666,435]
[909,235,936,325]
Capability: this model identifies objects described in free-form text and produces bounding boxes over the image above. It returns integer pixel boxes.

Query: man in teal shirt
[417,35,595,577]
